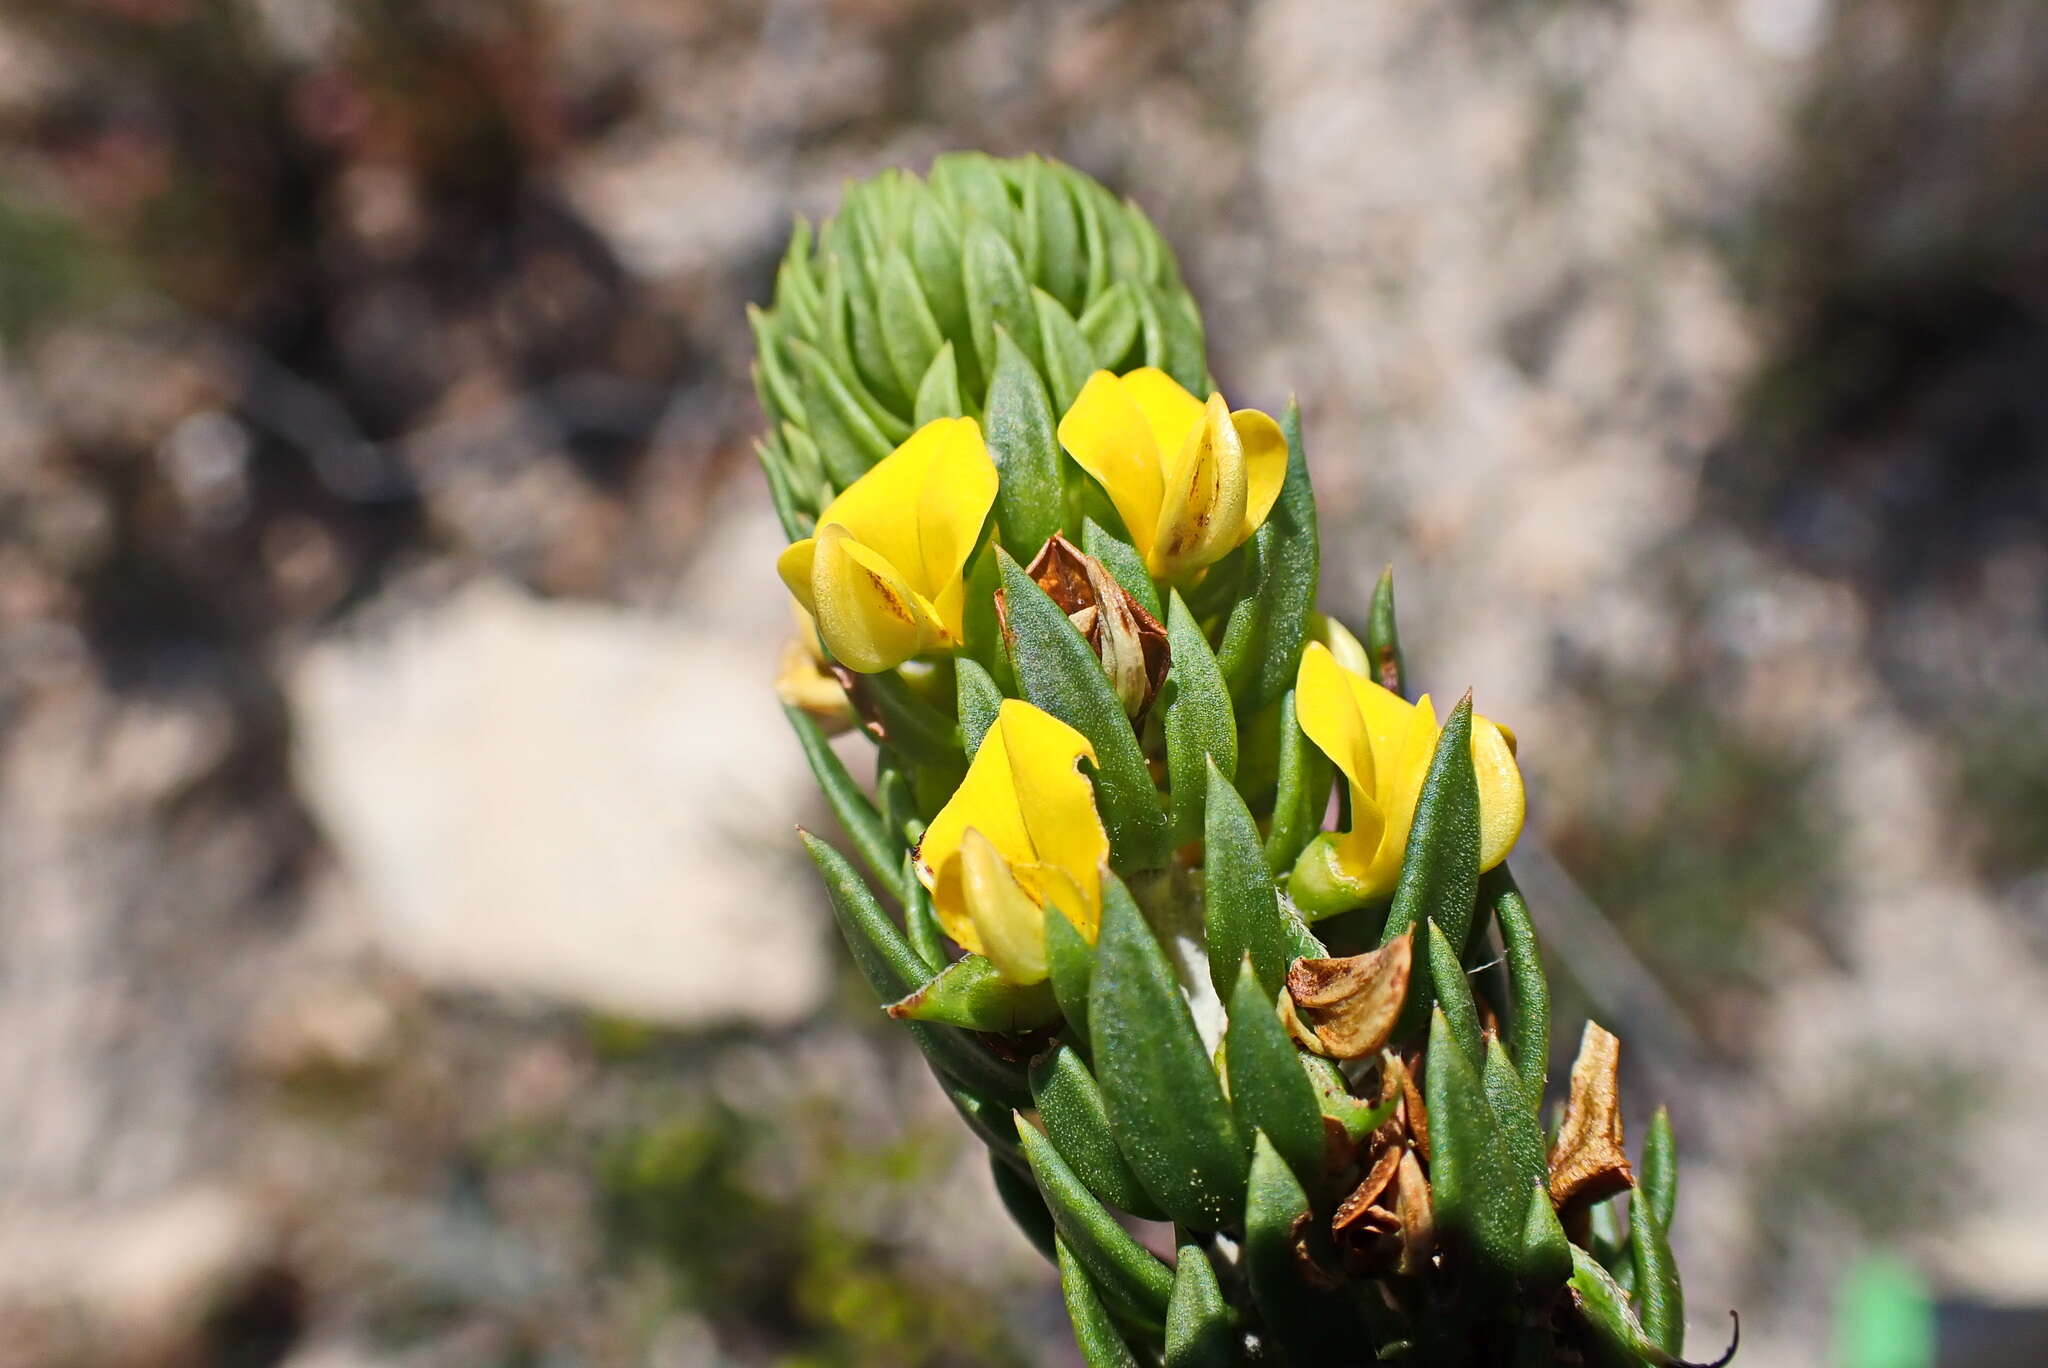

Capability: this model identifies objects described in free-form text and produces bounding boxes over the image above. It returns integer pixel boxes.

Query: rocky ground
[1,1,2043,1364]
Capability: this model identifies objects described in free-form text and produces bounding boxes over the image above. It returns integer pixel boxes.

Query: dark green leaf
[999,550,1170,870]
[964,220,1040,384]
[913,341,964,425]
[1489,865,1549,1109]
[1045,901,1095,1055]
[1079,281,1142,371]
[1165,594,1238,845]
[1425,1008,1524,1296]
[944,1077,1025,1173]
[887,953,1058,1031]
[1226,959,1327,1200]
[1519,1180,1572,1286]
[956,657,1004,757]
[1631,1188,1685,1356]
[1384,694,1482,1039]
[1080,518,1162,621]
[747,306,804,428]
[1147,282,1206,395]
[803,833,1030,1111]
[1642,1106,1678,1234]
[1428,917,1483,1068]
[1264,690,1332,876]
[1204,762,1311,1001]
[901,855,947,971]
[783,705,906,903]
[909,195,979,399]
[1024,161,1085,313]
[1215,400,1319,711]
[789,336,890,482]
[1021,1121,1174,1332]
[1367,564,1406,697]
[1035,286,1097,415]
[1057,1237,1145,1368]
[1568,1245,1720,1368]
[877,249,945,403]
[1031,1044,1164,1219]
[1060,163,1112,305]
[1164,1243,1238,1368]
[983,328,1065,555]
[1483,1037,1550,1200]
[1243,1132,1363,1361]
[859,669,964,769]
[757,438,804,541]
[1092,871,1245,1230]
[991,1151,1057,1262]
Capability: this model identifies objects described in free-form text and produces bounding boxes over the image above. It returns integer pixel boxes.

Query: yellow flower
[776,417,998,673]
[1290,641,1525,910]
[914,700,1108,984]
[1056,368,1287,582]
[774,604,855,734]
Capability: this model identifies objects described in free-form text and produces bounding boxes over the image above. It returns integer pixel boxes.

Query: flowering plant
[755,154,1729,1366]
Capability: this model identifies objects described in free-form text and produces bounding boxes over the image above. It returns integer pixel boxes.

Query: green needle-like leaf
[1056,1237,1145,1368]
[887,954,1059,1031]
[964,219,1041,383]
[783,706,906,904]
[1263,689,1331,876]
[1425,1008,1524,1297]
[991,1152,1057,1262]
[1035,286,1097,414]
[1080,518,1162,621]
[1428,917,1484,1067]
[999,550,1170,870]
[1488,865,1549,1109]
[984,328,1065,554]
[1079,280,1141,370]
[1483,1037,1550,1200]
[1165,593,1238,846]
[1204,762,1315,1002]
[1243,1132,1363,1362]
[1031,1044,1165,1220]
[1021,1122,1175,1332]
[1164,1243,1239,1368]
[1367,563,1406,696]
[877,248,945,402]
[803,833,1030,1112]
[955,657,1004,758]
[1519,1180,1573,1286]
[1045,903,1095,1056]
[913,341,964,425]
[1384,693,1482,1038]
[1092,872,1246,1230]
[1642,1106,1679,1234]
[1226,959,1327,1199]
[1215,400,1319,712]
[1631,1187,1686,1357]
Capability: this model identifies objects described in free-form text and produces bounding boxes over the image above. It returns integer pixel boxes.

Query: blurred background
[1,0,2044,1364]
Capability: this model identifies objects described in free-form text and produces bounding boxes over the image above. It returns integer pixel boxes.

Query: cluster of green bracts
[756,154,1729,1366]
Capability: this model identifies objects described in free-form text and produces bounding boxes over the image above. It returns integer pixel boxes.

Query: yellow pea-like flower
[1055,368,1287,583]
[1291,641,1525,910]
[776,417,998,673]
[915,700,1108,984]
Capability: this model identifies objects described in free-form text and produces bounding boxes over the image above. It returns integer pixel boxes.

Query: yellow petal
[1057,371,1165,561]
[960,828,1050,984]
[1152,393,1248,580]
[1473,714,1525,871]
[816,416,996,602]
[1117,367,1206,469]
[993,701,1105,925]
[1025,862,1099,946]
[1296,642,1377,800]
[917,699,1105,958]
[1362,693,1441,891]
[776,538,819,619]
[1231,407,1288,542]
[808,524,942,673]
